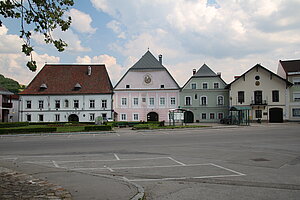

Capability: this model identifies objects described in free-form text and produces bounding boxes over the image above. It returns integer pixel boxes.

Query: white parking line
[209,163,246,176]
[52,160,60,168]
[128,174,244,182]
[114,153,120,160]
[168,157,186,166]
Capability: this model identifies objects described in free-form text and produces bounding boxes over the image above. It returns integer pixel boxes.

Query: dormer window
[74,83,82,90]
[40,83,47,90]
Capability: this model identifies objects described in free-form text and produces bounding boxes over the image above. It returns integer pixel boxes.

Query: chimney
[159,54,162,64]
[217,72,221,77]
[87,66,92,76]
[193,69,196,75]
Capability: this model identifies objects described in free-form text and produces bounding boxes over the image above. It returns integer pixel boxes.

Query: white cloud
[67,8,97,34]
[106,20,126,39]
[76,54,125,85]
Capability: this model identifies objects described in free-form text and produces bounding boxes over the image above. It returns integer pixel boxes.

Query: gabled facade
[19,64,113,122]
[113,51,180,122]
[277,59,300,121]
[227,64,292,123]
[0,87,13,122]
[180,64,229,122]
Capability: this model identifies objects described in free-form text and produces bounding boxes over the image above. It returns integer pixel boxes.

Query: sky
[0,0,299,86]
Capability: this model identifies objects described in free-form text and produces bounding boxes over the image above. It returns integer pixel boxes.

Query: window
[90,113,95,121]
[55,100,60,109]
[293,93,300,102]
[64,100,69,108]
[218,113,224,119]
[238,91,245,103]
[55,114,60,122]
[26,114,31,122]
[133,98,139,106]
[26,100,31,109]
[149,97,155,106]
[202,113,207,119]
[133,113,139,121]
[142,98,146,103]
[38,100,44,109]
[38,114,44,122]
[161,85,165,88]
[272,90,279,102]
[293,78,300,85]
[126,85,130,88]
[160,97,165,105]
[201,96,207,105]
[217,96,224,105]
[185,96,191,105]
[195,94,198,99]
[170,97,176,105]
[255,110,262,118]
[102,100,107,108]
[210,113,215,119]
[90,100,95,108]
[214,83,219,89]
[191,83,196,89]
[202,83,208,89]
[121,114,127,121]
[121,98,127,106]
[74,100,79,108]
[102,113,107,120]
[292,108,300,117]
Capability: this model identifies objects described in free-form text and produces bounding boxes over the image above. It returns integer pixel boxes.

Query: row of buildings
[1,51,299,123]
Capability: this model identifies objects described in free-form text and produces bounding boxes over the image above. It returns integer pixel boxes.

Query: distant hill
[0,74,22,94]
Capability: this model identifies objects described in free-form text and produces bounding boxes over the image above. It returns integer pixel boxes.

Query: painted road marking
[114,153,120,160]
[52,160,60,168]
[168,157,186,166]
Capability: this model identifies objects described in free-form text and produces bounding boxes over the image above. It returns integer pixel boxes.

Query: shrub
[0,122,29,128]
[84,125,112,131]
[132,124,151,130]
[0,127,57,134]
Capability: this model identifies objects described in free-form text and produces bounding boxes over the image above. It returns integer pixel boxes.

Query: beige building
[227,64,292,122]
[277,59,300,121]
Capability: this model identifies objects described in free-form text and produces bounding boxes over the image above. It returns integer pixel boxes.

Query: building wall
[0,95,2,121]
[114,69,180,122]
[230,67,287,121]
[287,74,300,121]
[8,99,19,122]
[180,76,229,122]
[19,94,113,122]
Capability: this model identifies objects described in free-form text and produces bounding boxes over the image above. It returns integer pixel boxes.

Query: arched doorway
[184,111,194,123]
[269,108,283,123]
[147,112,159,122]
[68,114,79,122]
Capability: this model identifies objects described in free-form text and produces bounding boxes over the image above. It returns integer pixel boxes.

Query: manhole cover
[251,158,270,162]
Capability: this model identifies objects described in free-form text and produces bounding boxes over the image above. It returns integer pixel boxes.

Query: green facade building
[180,64,229,123]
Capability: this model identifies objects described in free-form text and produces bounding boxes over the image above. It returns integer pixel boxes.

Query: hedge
[84,125,112,131]
[0,127,57,134]
[0,122,29,128]
[132,124,151,130]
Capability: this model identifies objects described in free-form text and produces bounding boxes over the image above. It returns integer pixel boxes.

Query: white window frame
[293,78,300,85]
[120,113,127,121]
[121,98,127,106]
[293,93,300,102]
[64,99,69,108]
[133,98,139,106]
[38,100,44,109]
[218,112,224,119]
[209,113,215,119]
[201,113,207,119]
[89,113,95,121]
[185,96,192,106]
[26,100,31,109]
[170,97,176,105]
[89,99,95,108]
[102,99,107,108]
[159,97,165,106]
[55,114,60,122]
[292,108,300,117]
[74,100,79,108]
[217,95,224,105]
[149,97,155,106]
[200,96,207,105]
[38,114,44,122]
[213,82,219,89]
[191,82,197,89]
[202,82,208,89]
[26,114,31,122]
[133,113,139,121]
[55,100,60,109]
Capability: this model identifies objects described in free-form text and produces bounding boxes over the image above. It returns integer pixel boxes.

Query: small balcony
[250,100,267,106]
[2,102,13,108]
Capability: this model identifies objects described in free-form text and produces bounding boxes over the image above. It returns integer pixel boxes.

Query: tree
[0,74,21,94]
[0,0,74,71]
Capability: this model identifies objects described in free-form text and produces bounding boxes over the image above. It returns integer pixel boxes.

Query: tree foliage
[0,0,74,71]
[0,74,21,94]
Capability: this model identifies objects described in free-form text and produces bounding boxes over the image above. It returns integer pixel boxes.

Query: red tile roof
[20,64,113,95]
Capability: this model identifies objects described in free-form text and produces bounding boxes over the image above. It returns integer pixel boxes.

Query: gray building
[180,64,229,123]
